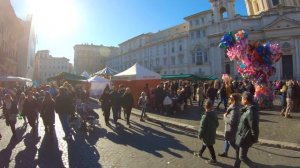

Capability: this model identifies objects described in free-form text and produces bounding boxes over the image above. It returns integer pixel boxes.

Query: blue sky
[11,0,247,63]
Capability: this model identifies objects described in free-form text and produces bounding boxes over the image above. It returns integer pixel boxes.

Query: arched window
[220,7,228,19]
[193,48,208,65]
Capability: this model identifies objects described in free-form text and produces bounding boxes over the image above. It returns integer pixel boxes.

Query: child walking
[138,92,147,122]
[197,100,219,165]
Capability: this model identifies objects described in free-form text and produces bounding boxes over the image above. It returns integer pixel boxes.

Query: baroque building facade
[105,0,300,80]
[0,0,36,78]
[35,50,71,83]
[74,44,118,75]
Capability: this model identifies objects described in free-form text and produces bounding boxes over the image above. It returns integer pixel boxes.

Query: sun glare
[28,0,79,39]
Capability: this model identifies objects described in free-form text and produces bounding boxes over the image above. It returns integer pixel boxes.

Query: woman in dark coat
[40,92,55,135]
[234,92,259,168]
[218,93,241,157]
[206,85,217,106]
[3,94,18,137]
[197,100,219,165]
[122,87,134,127]
[23,91,38,134]
[99,85,111,126]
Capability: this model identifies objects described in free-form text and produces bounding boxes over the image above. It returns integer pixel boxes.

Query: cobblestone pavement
[1,107,300,168]
[133,99,300,144]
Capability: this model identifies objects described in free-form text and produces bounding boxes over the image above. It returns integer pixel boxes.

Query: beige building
[105,0,300,80]
[107,24,190,75]
[17,15,36,79]
[74,44,118,75]
[0,0,22,76]
[35,50,71,83]
[0,0,36,77]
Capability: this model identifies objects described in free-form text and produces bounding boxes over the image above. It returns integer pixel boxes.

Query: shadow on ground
[106,120,193,158]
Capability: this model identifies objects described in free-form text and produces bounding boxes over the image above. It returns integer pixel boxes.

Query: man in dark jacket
[234,92,259,168]
[122,87,134,127]
[110,86,122,127]
[100,85,111,126]
[155,85,164,113]
[118,84,126,119]
[55,87,74,140]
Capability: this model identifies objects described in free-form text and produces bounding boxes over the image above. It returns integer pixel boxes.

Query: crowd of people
[0,78,299,167]
[0,82,88,141]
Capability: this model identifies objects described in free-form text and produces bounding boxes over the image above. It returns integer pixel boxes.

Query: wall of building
[35,50,71,83]
[74,44,118,75]
[0,0,22,76]
[105,0,300,80]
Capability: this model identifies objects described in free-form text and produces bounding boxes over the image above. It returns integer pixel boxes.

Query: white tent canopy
[113,63,161,80]
[88,76,111,97]
[81,71,90,78]
[0,76,32,82]
[95,67,119,76]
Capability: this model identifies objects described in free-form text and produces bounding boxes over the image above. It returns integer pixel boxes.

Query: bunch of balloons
[219,30,283,85]
[219,30,283,108]
[255,85,274,108]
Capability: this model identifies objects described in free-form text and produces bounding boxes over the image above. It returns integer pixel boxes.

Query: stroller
[75,99,100,132]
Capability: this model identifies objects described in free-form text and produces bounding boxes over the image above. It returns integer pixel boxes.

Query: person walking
[234,92,259,168]
[122,87,134,127]
[218,93,241,157]
[118,84,126,119]
[197,100,219,165]
[284,81,296,118]
[138,92,147,122]
[197,83,205,108]
[110,86,122,127]
[279,82,287,116]
[3,94,18,138]
[206,84,217,107]
[40,92,55,135]
[17,92,27,124]
[216,84,228,110]
[23,91,38,134]
[100,85,111,126]
[55,87,74,140]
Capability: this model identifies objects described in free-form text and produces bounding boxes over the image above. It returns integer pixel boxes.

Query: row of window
[40,65,67,70]
[121,39,184,55]
[190,29,206,40]
[189,17,206,27]
[117,44,184,64]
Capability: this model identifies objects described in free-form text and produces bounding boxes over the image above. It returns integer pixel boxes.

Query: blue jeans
[112,106,120,123]
[224,140,237,154]
[141,107,146,119]
[217,97,228,109]
[59,113,70,137]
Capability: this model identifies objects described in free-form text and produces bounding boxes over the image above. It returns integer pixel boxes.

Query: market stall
[88,75,111,97]
[113,63,161,106]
